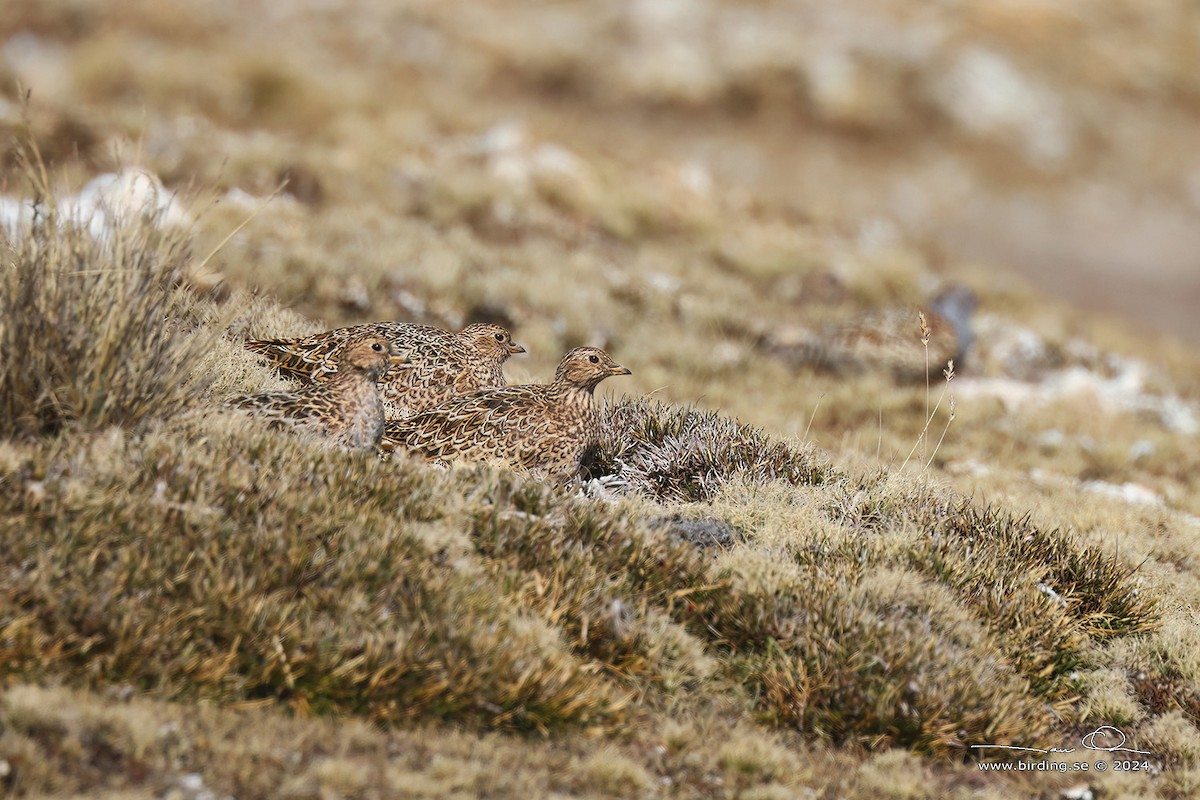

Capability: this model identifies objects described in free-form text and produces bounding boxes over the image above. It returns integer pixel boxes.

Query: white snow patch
[68,170,191,237]
[0,196,33,234]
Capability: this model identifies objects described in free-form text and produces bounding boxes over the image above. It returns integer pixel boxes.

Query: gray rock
[650,516,742,550]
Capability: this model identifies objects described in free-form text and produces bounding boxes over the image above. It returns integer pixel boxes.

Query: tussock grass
[470,474,718,691]
[464,452,1159,756]
[0,149,212,439]
[686,548,1052,755]
[0,422,626,733]
[643,477,1158,756]
[0,190,1174,780]
[590,397,835,501]
[5,6,1200,787]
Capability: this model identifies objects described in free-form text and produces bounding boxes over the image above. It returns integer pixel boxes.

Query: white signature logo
[972,725,1152,757]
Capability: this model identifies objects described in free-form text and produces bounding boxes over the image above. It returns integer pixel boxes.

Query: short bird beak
[389,353,414,368]
[610,364,632,376]
[509,343,527,354]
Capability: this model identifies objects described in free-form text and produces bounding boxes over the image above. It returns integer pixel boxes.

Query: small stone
[1038,429,1066,449]
[651,517,741,550]
[1128,439,1156,461]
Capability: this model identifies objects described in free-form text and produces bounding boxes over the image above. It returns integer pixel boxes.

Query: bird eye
[588,355,600,364]
[494,333,504,342]
[372,343,383,352]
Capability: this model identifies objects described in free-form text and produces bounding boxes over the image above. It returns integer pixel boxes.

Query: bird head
[554,347,631,391]
[338,335,409,382]
[463,322,526,359]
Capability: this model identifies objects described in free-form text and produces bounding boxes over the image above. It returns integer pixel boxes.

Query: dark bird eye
[589,355,600,364]
[494,333,504,342]
[372,343,383,352]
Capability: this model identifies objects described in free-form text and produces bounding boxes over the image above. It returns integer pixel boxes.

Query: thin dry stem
[900,359,955,473]
[802,392,825,443]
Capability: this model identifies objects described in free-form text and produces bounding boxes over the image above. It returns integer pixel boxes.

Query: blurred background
[2,0,1199,343]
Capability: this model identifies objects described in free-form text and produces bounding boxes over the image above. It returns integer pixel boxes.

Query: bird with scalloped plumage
[380,346,631,483]
[244,321,525,418]
[228,334,407,451]
[765,285,978,380]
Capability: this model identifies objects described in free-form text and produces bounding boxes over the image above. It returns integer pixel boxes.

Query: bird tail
[377,419,404,454]
[244,338,326,382]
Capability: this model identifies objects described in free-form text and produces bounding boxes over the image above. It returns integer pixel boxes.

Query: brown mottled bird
[244,322,525,418]
[381,347,632,483]
[228,334,408,451]
[765,285,978,380]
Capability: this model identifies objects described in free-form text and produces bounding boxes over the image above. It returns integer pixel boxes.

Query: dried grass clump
[1077,667,1144,726]
[0,150,214,439]
[822,480,1159,701]
[682,547,1048,755]
[904,502,1159,702]
[590,398,834,501]
[571,746,654,797]
[1132,668,1200,729]
[0,421,624,734]
[470,473,718,691]
[715,730,797,786]
[648,477,1163,755]
[1141,711,1200,767]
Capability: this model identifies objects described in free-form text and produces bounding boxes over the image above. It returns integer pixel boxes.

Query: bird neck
[328,366,380,388]
[551,379,597,398]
